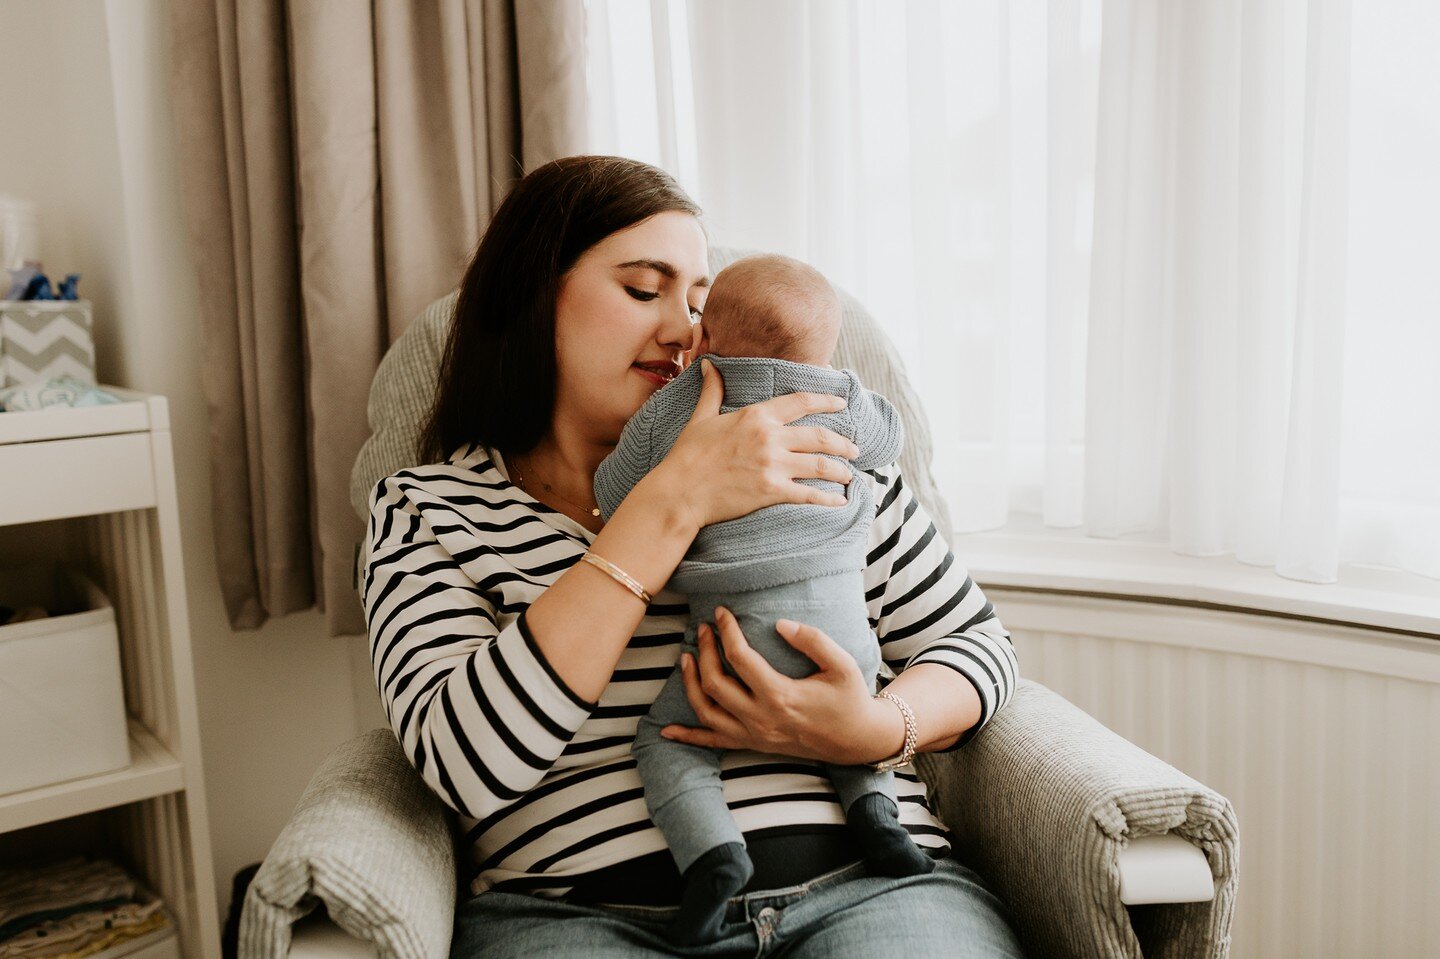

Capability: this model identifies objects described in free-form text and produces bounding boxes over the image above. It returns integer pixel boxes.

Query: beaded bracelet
[872,690,919,772]
[579,552,652,606]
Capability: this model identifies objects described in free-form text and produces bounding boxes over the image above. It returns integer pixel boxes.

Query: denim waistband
[585,857,869,925]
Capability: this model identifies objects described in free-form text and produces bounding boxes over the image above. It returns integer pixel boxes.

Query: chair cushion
[348,246,953,542]
[239,730,457,959]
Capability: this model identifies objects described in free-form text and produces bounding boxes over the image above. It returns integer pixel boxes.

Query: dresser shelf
[0,389,221,959]
[0,719,183,834]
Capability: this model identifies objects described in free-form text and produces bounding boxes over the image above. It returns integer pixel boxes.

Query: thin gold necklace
[512,453,601,518]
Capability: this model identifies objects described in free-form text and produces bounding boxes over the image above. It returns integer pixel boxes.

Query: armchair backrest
[349,246,953,542]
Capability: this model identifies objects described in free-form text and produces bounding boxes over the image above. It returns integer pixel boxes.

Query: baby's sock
[668,842,753,947]
[847,793,936,878]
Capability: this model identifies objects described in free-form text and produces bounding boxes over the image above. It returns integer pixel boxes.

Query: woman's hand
[646,358,862,532]
[659,607,905,766]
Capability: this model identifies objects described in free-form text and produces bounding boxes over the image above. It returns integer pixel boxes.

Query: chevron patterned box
[0,300,96,387]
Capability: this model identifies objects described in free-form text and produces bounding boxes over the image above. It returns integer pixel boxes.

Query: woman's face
[553,211,710,442]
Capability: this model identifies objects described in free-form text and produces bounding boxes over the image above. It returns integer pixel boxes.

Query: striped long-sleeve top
[362,442,1020,899]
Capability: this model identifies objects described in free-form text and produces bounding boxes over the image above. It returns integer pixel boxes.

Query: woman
[363,156,1025,958]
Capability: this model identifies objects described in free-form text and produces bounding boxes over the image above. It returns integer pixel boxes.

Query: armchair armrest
[241,730,458,959]
[288,915,377,959]
[914,679,1239,959]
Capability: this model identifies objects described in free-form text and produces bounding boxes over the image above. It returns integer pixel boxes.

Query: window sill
[951,515,1440,638]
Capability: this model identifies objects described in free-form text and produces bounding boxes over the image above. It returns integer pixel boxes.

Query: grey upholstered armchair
[241,248,1238,959]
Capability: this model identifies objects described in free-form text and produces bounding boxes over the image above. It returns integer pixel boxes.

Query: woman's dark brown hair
[418,155,703,465]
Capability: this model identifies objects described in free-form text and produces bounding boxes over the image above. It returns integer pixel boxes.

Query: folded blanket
[0,858,167,959]
[0,860,134,941]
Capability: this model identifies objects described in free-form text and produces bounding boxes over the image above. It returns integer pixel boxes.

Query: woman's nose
[658,303,693,351]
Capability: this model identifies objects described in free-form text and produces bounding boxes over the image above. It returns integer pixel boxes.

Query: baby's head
[697,254,841,366]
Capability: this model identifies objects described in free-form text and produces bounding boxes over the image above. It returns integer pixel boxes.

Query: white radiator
[988,589,1440,959]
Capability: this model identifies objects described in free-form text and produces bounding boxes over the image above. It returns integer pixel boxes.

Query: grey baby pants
[631,569,895,874]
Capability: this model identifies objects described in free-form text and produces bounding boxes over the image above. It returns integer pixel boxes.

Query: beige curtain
[168,0,588,635]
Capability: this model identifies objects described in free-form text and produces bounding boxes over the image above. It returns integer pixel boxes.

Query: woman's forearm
[523,474,697,705]
[864,663,982,761]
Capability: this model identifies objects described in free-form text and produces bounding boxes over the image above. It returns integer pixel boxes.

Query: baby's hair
[702,254,841,364]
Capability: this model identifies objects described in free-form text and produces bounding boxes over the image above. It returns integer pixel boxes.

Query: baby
[593,254,934,946]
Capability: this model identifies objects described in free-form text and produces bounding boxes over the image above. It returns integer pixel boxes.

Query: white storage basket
[0,565,130,795]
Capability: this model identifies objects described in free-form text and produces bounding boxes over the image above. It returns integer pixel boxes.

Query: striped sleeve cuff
[907,634,1014,751]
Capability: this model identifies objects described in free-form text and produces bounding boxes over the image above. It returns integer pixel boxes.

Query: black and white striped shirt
[362,443,1019,899]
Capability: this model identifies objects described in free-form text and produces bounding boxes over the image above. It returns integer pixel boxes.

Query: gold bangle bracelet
[872,690,919,772]
[579,552,653,606]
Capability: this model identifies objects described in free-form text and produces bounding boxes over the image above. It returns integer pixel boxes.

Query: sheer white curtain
[585,0,1440,585]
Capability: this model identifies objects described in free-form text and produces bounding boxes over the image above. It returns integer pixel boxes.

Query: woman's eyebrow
[616,259,711,287]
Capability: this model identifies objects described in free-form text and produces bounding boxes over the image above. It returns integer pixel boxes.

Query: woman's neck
[515,431,612,532]
[527,432,609,490]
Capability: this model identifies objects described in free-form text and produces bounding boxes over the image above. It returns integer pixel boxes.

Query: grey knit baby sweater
[593,354,904,594]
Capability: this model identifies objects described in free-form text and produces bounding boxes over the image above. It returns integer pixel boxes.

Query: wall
[0,0,386,917]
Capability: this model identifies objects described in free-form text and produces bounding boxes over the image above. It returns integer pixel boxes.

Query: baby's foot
[847,793,937,878]
[668,842,754,947]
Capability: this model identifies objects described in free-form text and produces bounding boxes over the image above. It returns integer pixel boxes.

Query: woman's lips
[632,363,676,386]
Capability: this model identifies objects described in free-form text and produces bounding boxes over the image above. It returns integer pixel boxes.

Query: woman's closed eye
[625,285,702,320]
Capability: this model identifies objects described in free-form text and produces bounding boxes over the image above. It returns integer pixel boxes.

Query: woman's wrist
[630,466,701,541]
[863,693,909,765]
[582,470,698,604]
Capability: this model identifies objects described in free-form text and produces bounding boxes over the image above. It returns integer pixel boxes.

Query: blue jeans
[449,855,1027,958]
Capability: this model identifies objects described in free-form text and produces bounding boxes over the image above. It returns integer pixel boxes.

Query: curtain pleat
[1276,0,1352,583]
[515,1,589,168]
[288,4,385,635]
[1085,0,1175,541]
[1087,0,1354,582]
[1232,0,1289,567]
[171,0,311,629]
[169,0,586,634]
